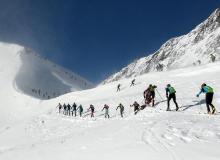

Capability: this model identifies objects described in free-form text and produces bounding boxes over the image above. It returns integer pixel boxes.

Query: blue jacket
[197,86,214,97]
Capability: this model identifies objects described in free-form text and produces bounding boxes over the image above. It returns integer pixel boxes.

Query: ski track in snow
[1,48,220,159]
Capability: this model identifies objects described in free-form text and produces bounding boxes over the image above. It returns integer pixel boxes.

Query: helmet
[167,84,171,87]
[201,83,206,87]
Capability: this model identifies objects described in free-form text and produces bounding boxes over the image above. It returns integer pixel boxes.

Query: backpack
[204,86,214,93]
[168,87,176,94]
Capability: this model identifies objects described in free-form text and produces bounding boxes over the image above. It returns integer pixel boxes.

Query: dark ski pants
[120,110,124,117]
[91,111,94,118]
[71,110,77,116]
[71,110,76,117]
[145,92,155,106]
[130,83,135,87]
[206,93,215,112]
[134,107,139,115]
[151,91,155,106]
[167,93,179,111]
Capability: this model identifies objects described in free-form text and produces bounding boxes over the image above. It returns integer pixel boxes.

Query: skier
[130,79,136,87]
[67,104,71,116]
[146,84,157,106]
[144,88,151,105]
[165,84,179,111]
[88,104,95,118]
[116,103,124,117]
[130,101,140,115]
[102,104,110,118]
[210,54,216,62]
[63,103,67,115]
[77,104,83,117]
[117,84,121,92]
[197,83,216,114]
[72,103,77,117]
[144,84,157,106]
[57,103,62,114]
[150,85,157,107]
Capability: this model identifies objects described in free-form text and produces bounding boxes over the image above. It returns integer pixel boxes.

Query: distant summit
[103,8,220,84]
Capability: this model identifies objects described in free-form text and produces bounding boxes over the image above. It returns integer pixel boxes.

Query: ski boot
[176,107,179,111]
[212,107,216,114]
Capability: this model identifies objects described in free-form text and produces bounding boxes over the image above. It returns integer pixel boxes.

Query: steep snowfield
[103,8,220,84]
[0,42,92,125]
[0,42,93,100]
[0,60,220,160]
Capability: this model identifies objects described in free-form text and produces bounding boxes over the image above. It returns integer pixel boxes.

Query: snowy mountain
[0,42,93,100]
[0,60,220,160]
[103,8,220,84]
[1,8,220,160]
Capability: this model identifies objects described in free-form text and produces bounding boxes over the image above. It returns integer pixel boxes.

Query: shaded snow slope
[0,42,93,100]
[103,8,220,84]
[0,61,220,160]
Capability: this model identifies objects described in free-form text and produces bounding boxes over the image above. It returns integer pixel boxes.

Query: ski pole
[156,89,164,101]
[141,98,145,105]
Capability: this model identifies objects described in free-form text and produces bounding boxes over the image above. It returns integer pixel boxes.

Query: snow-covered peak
[209,8,220,22]
[102,8,220,84]
[0,42,93,100]
[189,8,220,40]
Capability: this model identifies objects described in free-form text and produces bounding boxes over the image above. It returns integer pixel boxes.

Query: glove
[196,94,199,97]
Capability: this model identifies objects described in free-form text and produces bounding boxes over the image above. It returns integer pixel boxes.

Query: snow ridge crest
[102,8,220,84]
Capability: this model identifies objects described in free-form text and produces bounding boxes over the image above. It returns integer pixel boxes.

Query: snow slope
[0,60,220,160]
[0,41,93,127]
[103,8,220,84]
[0,42,93,100]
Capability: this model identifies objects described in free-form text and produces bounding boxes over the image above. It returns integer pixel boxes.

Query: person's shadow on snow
[181,99,206,111]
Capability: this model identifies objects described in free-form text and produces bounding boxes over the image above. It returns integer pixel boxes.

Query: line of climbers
[57,82,216,118]
[57,103,122,118]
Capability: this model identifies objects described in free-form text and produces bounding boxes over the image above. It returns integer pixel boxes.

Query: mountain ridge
[102,8,220,84]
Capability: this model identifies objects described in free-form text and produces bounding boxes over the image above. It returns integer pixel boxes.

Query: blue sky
[0,0,219,83]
